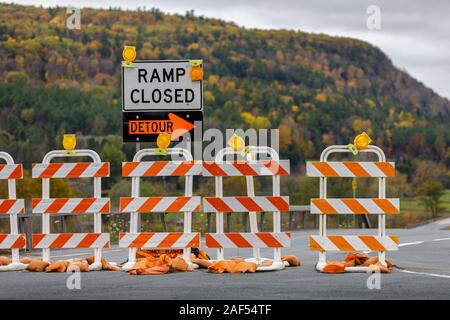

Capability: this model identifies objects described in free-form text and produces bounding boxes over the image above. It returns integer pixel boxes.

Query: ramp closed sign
[122,60,203,111]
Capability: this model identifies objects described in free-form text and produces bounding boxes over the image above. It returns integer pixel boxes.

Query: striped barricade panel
[0,164,23,179]
[306,162,395,177]
[122,161,203,177]
[310,198,400,214]
[0,199,25,214]
[205,232,291,248]
[32,198,110,214]
[0,234,26,249]
[119,232,200,248]
[32,233,110,249]
[310,235,398,252]
[203,196,289,213]
[32,162,110,178]
[120,196,201,213]
[202,160,289,176]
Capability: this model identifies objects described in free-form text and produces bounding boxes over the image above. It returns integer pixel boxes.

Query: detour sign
[128,113,195,140]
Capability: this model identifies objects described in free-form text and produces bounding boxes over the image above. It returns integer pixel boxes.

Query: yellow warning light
[353,132,372,150]
[348,132,372,155]
[155,133,171,155]
[122,46,136,68]
[228,134,245,152]
[122,46,136,62]
[63,134,77,151]
[352,180,357,190]
[190,59,203,81]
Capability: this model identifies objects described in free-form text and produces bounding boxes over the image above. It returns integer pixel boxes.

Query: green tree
[418,180,445,219]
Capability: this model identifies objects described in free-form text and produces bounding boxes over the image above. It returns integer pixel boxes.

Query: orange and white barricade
[203,146,290,271]
[307,145,399,272]
[120,148,202,271]
[31,149,111,270]
[0,152,26,271]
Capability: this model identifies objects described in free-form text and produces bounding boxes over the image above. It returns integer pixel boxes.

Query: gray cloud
[4,0,450,99]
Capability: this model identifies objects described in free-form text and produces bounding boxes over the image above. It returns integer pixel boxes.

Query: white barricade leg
[216,176,224,260]
[122,211,138,271]
[245,165,261,262]
[9,214,20,264]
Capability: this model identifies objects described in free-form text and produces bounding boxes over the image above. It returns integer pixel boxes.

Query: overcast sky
[4,0,450,99]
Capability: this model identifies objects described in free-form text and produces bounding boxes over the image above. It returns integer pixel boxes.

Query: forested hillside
[0,3,448,198]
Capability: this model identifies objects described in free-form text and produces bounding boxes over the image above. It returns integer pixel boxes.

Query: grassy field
[388,189,450,228]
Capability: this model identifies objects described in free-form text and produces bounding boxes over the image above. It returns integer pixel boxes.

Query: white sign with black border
[122,60,203,112]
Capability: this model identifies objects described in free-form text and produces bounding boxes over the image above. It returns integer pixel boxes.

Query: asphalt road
[0,219,449,300]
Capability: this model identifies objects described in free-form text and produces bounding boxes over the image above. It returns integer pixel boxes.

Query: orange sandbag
[86,256,96,265]
[67,261,89,272]
[46,260,69,272]
[86,256,121,271]
[229,261,257,273]
[158,255,173,267]
[26,259,49,272]
[363,256,393,268]
[20,257,33,264]
[144,255,162,268]
[363,256,378,266]
[344,252,357,262]
[145,254,172,269]
[208,260,257,273]
[208,260,229,273]
[386,260,393,268]
[355,253,370,264]
[0,256,11,266]
[170,256,192,272]
[323,262,346,273]
[128,258,147,271]
[367,262,390,273]
[100,257,121,271]
[197,249,209,260]
[282,255,301,267]
[344,252,369,266]
[344,259,356,267]
[191,258,212,268]
[129,264,169,275]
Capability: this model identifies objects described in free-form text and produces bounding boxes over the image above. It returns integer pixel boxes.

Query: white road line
[431,237,450,242]
[397,269,450,279]
[399,237,450,247]
[396,237,450,279]
[399,241,424,247]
